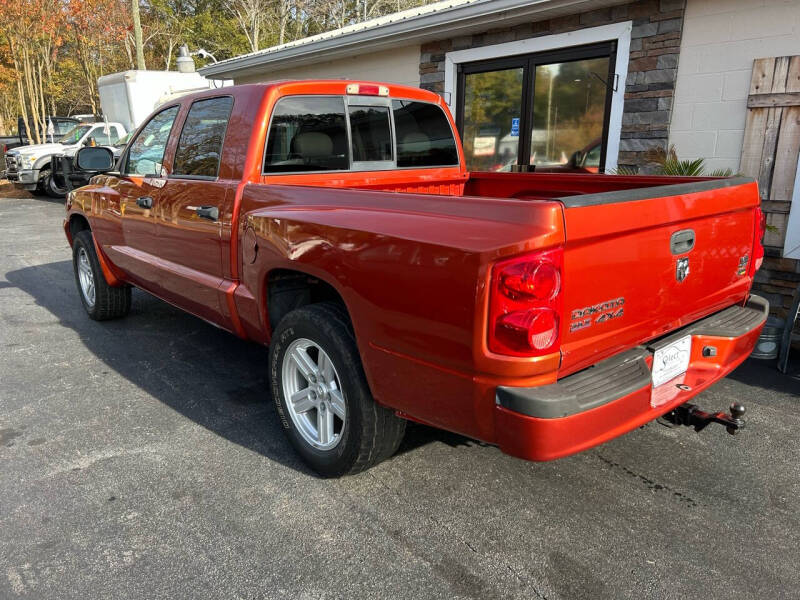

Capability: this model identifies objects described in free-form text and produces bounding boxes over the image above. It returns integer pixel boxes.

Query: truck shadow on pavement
[6,260,480,475]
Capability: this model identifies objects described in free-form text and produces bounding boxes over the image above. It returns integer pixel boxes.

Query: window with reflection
[124,106,179,176]
[349,106,392,162]
[457,42,615,173]
[173,97,234,178]
[392,100,459,168]
[462,68,523,172]
[264,97,348,173]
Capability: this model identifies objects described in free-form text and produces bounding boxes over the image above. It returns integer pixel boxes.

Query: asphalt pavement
[1,196,799,600]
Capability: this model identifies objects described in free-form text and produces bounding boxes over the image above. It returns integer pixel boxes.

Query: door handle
[136,196,153,209]
[670,229,695,255]
[195,205,219,221]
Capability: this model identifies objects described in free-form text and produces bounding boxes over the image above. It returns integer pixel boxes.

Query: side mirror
[76,146,115,172]
[568,150,583,168]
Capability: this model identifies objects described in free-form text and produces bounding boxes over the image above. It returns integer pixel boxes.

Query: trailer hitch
[662,402,746,435]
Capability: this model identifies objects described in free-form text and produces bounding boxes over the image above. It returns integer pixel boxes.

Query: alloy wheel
[281,338,346,450]
[77,247,95,308]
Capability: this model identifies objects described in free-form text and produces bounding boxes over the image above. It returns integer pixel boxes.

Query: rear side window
[88,125,120,146]
[173,96,234,178]
[392,100,459,168]
[264,97,348,173]
[349,106,392,163]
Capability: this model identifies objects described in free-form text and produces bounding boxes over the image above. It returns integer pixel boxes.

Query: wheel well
[68,214,91,245]
[267,269,351,331]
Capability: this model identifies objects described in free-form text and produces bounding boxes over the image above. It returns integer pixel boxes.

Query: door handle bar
[136,196,153,209]
[195,206,219,221]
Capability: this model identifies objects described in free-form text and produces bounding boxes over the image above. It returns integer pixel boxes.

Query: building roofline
[200,0,624,79]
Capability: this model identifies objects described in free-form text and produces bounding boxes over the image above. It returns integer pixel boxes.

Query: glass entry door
[462,66,524,172]
[457,42,616,173]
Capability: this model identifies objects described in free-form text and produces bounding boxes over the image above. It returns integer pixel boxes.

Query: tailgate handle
[670,229,695,255]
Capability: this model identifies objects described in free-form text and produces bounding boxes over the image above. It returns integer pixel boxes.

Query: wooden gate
[739,55,800,318]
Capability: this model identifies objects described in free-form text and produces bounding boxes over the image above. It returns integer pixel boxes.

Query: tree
[66,0,129,114]
[223,0,272,52]
[0,0,64,143]
[131,0,146,69]
[0,0,441,131]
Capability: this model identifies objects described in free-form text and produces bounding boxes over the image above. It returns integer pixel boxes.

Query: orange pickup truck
[64,81,767,476]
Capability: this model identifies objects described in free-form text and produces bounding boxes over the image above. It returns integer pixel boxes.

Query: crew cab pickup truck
[64,81,768,476]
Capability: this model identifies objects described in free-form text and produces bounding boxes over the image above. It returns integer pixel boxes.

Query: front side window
[349,106,392,162]
[124,106,179,176]
[173,97,234,178]
[392,100,459,168]
[264,97,348,173]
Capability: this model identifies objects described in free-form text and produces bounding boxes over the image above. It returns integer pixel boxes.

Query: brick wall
[419,0,688,172]
[755,256,800,320]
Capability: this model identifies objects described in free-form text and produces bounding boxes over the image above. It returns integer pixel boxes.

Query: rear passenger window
[349,106,392,163]
[392,100,459,168]
[264,97,348,173]
[173,96,233,178]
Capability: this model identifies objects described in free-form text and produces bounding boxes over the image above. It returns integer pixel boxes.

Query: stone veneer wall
[419,0,687,172]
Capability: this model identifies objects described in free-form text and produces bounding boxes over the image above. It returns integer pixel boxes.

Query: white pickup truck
[5,121,126,197]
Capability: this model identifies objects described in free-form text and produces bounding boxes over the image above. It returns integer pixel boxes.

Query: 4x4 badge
[676,257,690,282]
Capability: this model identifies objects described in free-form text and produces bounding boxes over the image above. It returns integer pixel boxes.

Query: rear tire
[72,230,131,320]
[269,302,406,477]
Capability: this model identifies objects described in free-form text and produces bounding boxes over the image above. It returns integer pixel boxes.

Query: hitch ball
[727,402,746,435]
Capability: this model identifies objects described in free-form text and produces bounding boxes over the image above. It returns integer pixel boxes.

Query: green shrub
[613,145,735,176]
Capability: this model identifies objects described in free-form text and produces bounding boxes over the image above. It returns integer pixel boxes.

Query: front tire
[269,302,406,477]
[72,230,131,320]
[46,171,67,198]
[31,167,51,196]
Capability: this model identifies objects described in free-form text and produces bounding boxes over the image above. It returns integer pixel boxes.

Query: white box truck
[98,70,228,133]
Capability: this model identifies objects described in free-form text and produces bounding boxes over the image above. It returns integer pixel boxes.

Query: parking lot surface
[1,196,799,599]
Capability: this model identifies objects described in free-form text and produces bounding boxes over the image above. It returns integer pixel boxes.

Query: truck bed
[275,172,761,377]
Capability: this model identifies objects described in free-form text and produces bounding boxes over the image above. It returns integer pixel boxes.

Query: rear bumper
[494,295,768,461]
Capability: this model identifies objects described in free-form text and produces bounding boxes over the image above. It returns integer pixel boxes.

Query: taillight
[749,205,766,276]
[488,248,563,357]
[345,83,389,96]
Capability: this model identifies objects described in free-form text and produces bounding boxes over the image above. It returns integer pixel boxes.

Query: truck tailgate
[558,177,760,376]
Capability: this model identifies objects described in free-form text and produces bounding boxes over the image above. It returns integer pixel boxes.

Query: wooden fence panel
[740,56,800,317]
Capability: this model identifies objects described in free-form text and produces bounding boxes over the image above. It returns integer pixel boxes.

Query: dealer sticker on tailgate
[651,335,692,388]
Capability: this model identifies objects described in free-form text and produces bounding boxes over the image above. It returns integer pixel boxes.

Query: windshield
[58,125,92,144]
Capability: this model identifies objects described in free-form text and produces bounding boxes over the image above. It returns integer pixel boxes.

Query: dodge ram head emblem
[676,257,690,282]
